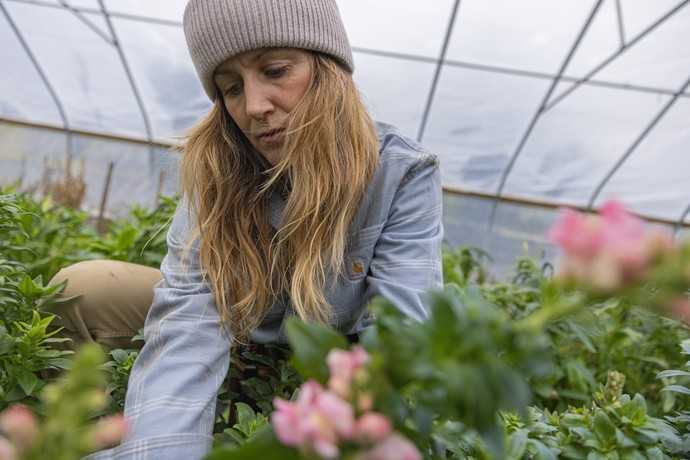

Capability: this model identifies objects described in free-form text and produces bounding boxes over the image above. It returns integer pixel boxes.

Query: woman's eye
[265,66,288,78]
[225,83,242,97]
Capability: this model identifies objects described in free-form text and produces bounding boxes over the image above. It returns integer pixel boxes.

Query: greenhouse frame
[2,0,690,276]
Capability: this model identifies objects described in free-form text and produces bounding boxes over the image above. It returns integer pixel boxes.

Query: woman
[50,1,443,459]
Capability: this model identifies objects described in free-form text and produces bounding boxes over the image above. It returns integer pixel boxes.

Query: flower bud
[0,437,17,460]
[355,412,391,443]
[357,392,374,412]
[328,376,351,399]
[0,405,38,453]
[83,390,108,412]
[587,251,622,292]
[357,433,421,460]
[354,368,370,386]
[92,415,128,449]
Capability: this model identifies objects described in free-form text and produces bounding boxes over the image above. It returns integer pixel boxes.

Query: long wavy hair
[177,53,379,343]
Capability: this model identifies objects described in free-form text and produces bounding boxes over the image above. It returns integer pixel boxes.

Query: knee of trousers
[46,259,162,342]
[48,260,112,314]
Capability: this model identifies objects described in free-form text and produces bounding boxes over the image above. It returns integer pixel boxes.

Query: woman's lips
[256,128,286,144]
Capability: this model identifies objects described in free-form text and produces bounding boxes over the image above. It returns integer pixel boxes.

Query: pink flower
[548,199,672,291]
[93,414,128,449]
[354,412,392,443]
[0,405,38,453]
[356,433,421,460]
[548,208,606,260]
[327,346,369,398]
[272,380,355,459]
[272,399,305,446]
[0,437,17,460]
[328,376,351,400]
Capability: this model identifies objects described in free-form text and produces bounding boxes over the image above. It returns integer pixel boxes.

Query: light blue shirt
[85,122,443,459]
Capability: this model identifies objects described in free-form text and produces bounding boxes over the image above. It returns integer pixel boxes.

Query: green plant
[213,402,269,448]
[88,195,177,267]
[214,343,301,437]
[443,245,492,287]
[0,311,72,409]
[656,339,690,456]
[0,344,126,460]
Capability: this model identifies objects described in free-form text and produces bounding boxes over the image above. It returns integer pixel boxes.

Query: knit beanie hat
[183,0,354,101]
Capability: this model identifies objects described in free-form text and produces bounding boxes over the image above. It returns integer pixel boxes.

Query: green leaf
[285,317,347,383]
[526,439,558,460]
[16,368,39,396]
[656,370,690,379]
[479,422,505,460]
[585,451,609,460]
[567,321,596,353]
[110,349,130,364]
[234,402,258,436]
[205,425,301,460]
[17,274,40,299]
[0,330,14,355]
[220,427,247,446]
[661,385,690,396]
[645,447,664,460]
[592,411,616,446]
[506,429,528,460]
[47,357,74,370]
[680,339,690,355]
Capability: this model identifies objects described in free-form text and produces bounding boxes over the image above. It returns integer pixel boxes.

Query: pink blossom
[0,437,17,460]
[93,414,128,449]
[327,346,369,398]
[354,412,392,443]
[587,251,624,292]
[328,376,351,400]
[272,399,305,446]
[548,199,672,290]
[356,433,421,460]
[548,208,605,260]
[272,380,355,459]
[0,405,38,452]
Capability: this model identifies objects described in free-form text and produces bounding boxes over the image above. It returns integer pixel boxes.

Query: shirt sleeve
[364,153,444,322]
[83,198,232,460]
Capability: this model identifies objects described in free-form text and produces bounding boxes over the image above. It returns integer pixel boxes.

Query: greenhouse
[1,1,690,459]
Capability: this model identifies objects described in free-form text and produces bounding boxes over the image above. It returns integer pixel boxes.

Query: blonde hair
[178,54,379,343]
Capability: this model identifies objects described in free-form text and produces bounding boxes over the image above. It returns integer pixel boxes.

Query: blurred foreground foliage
[1,186,689,459]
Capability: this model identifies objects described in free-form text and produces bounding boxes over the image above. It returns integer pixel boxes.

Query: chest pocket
[344,223,383,282]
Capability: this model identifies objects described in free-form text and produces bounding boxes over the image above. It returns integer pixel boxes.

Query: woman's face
[214,48,314,166]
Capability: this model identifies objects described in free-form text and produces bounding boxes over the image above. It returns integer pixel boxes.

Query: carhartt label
[352,261,364,274]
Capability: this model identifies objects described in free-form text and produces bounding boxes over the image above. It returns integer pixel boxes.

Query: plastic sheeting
[1,0,690,262]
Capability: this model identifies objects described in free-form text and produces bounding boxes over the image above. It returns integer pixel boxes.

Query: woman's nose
[244,80,274,120]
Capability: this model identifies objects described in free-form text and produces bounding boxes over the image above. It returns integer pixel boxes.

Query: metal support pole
[417,0,462,142]
[489,0,605,228]
[97,0,156,171]
[588,73,690,210]
[0,0,73,160]
[543,0,690,112]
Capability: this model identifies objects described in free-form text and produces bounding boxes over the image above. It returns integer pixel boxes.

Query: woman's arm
[84,198,231,460]
[363,153,444,322]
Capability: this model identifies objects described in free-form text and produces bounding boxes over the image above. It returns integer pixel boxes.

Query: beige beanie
[183,0,355,101]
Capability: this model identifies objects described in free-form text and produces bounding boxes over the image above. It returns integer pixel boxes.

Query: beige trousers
[46,260,162,351]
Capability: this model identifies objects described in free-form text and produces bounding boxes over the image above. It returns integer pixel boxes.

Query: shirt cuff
[82,433,214,460]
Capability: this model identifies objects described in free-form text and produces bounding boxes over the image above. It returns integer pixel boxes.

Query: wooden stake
[155,168,166,206]
[97,161,114,233]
